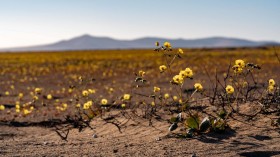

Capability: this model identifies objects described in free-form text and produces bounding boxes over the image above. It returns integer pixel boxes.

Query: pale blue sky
[0,0,280,48]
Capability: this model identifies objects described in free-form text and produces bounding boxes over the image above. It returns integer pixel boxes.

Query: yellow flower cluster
[56,103,68,111]
[83,101,93,110]
[226,85,234,94]
[88,89,96,94]
[15,102,21,113]
[172,68,193,84]
[173,75,184,84]
[235,59,245,68]
[164,42,172,49]
[268,79,275,93]
[232,59,245,74]
[23,109,31,115]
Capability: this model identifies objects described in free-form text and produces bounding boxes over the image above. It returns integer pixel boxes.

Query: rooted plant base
[1,111,279,157]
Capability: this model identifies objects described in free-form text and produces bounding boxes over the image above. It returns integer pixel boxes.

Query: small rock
[92,134,97,138]
[43,141,48,145]
[155,137,161,141]
[113,149,118,153]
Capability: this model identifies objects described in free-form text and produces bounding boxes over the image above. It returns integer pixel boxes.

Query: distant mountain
[1,34,279,51]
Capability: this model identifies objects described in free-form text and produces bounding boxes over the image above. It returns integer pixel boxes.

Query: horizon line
[0,34,279,49]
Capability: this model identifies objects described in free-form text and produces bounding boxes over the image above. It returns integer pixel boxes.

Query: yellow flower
[82,90,89,97]
[159,65,167,73]
[155,41,159,47]
[109,88,114,93]
[151,101,155,106]
[83,102,90,110]
[164,93,170,99]
[68,88,73,93]
[56,106,61,110]
[121,104,126,108]
[138,70,146,77]
[123,94,131,100]
[101,99,108,105]
[153,86,161,92]
[235,59,245,68]
[18,93,24,98]
[173,96,178,101]
[178,48,184,54]
[179,99,183,104]
[35,88,42,94]
[269,79,275,86]
[47,94,52,100]
[194,83,203,91]
[15,104,20,109]
[23,109,31,115]
[184,68,193,78]
[22,103,27,107]
[16,108,20,113]
[226,85,234,94]
[172,75,184,84]
[30,106,34,110]
[15,101,20,105]
[232,65,243,74]
[5,91,9,96]
[76,103,81,108]
[268,85,274,93]
[164,42,171,49]
[0,105,5,111]
[88,89,96,94]
[60,107,66,111]
[62,103,68,109]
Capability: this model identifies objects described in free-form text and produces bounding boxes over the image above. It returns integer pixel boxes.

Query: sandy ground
[1,111,279,157]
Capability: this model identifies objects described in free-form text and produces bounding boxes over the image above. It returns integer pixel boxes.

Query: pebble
[155,137,161,141]
[92,134,97,138]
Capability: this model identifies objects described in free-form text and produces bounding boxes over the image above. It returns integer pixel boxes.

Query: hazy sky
[0,0,280,48]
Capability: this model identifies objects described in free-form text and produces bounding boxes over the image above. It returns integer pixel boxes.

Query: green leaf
[170,117,177,123]
[212,118,226,132]
[218,110,227,119]
[170,113,182,123]
[186,115,199,130]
